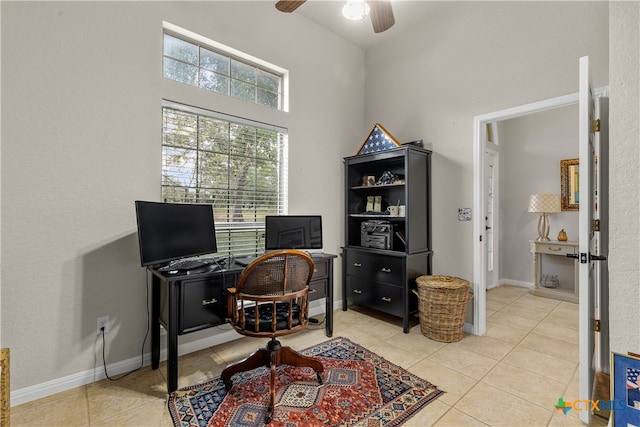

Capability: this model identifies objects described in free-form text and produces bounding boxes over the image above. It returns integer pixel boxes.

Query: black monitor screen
[135,201,218,267]
[265,215,323,251]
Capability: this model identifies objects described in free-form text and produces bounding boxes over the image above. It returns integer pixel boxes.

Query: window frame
[162,22,289,112]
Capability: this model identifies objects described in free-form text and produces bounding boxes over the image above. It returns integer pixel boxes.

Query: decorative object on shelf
[528,193,561,241]
[356,123,401,155]
[540,274,560,288]
[362,175,376,186]
[557,229,568,241]
[611,352,640,427]
[560,158,579,211]
[365,196,382,212]
[458,208,472,221]
[376,170,400,185]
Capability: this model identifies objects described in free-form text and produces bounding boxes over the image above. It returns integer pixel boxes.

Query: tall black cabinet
[342,146,432,333]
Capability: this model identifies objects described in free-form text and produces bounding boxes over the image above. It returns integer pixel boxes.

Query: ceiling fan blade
[275,0,307,13]
[368,0,395,33]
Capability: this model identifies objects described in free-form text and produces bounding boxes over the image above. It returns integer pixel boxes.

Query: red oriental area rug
[168,337,443,426]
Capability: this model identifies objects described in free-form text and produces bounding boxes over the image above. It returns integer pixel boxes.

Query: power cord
[99,272,150,381]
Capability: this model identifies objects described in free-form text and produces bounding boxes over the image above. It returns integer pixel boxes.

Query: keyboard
[159,257,221,272]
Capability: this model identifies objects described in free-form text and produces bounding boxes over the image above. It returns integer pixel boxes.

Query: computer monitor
[135,201,218,267]
[264,215,323,251]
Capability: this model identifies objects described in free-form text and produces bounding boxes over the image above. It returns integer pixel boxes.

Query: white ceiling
[289,0,443,49]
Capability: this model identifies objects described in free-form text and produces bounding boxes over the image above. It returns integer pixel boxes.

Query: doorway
[472,92,581,335]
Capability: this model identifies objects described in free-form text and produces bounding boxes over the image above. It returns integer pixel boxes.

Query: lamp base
[536,213,551,241]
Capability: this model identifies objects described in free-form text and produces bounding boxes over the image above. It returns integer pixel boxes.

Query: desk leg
[167,281,180,393]
[151,273,160,370]
[325,262,333,337]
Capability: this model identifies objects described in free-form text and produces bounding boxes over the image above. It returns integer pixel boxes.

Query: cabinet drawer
[345,276,372,306]
[309,278,327,301]
[345,251,403,284]
[311,259,328,280]
[346,277,407,318]
[535,243,576,256]
[179,277,230,334]
[369,282,405,317]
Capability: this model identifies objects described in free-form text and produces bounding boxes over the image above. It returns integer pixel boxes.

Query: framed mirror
[560,158,579,211]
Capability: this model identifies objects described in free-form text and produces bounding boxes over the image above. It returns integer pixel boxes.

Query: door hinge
[593,219,600,232]
[593,319,601,332]
[592,118,601,132]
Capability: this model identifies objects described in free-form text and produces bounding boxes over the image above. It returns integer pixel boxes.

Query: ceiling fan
[275,0,395,34]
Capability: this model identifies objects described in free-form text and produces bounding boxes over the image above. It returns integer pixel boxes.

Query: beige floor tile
[485,320,530,344]
[544,305,579,330]
[518,332,579,363]
[91,397,173,427]
[486,311,541,332]
[482,361,567,409]
[402,400,451,427]
[366,340,424,368]
[409,358,478,406]
[86,367,167,424]
[433,407,489,426]
[381,327,447,359]
[499,304,554,322]
[446,334,515,361]
[11,388,89,426]
[502,346,577,384]
[532,320,579,344]
[455,382,553,426]
[486,285,529,302]
[427,346,500,380]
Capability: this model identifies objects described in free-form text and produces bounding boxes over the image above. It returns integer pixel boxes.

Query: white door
[485,149,499,289]
[578,55,608,425]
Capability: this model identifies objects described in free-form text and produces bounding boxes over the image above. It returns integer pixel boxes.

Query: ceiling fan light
[342,0,370,20]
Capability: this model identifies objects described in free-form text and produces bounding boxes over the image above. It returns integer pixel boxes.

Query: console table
[149,253,337,393]
[530,240,579,303]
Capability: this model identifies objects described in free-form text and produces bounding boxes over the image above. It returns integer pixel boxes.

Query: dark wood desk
[149,253,336,393]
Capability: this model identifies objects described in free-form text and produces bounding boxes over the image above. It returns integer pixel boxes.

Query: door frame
[471,90,605,335]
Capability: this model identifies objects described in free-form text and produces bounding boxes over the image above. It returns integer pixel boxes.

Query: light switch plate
[458,208,472,221]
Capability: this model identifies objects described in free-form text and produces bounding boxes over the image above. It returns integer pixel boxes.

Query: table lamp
[528,193,561,241]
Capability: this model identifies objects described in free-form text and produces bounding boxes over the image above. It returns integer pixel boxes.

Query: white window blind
[161,102,288,256]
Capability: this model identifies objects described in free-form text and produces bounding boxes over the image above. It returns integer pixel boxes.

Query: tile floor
[10,285,608,426]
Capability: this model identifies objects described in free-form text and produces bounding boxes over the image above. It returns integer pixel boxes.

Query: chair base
[221,338,323,424]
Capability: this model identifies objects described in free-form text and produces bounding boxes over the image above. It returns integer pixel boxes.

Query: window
[163,32,283,110]
[162,102,288,256]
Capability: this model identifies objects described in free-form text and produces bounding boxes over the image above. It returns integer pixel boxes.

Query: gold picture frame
[560,158,579,211]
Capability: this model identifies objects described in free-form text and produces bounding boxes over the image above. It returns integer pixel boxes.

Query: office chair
[220,249,323,424]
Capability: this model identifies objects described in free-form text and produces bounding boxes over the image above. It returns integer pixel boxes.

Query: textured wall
[609,1,640,354]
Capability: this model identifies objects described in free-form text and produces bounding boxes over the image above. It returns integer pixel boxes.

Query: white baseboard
[11,301,339,407]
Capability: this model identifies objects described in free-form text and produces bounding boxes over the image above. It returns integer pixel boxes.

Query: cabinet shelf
[348,214,405,219]
[350,182,405,190]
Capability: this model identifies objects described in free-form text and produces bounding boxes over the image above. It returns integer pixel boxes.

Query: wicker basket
[414,275,473,342]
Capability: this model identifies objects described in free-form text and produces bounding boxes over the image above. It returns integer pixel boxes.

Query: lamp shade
[528,194,561,213]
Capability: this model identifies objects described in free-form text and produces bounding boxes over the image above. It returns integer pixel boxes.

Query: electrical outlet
[97,316,110,335]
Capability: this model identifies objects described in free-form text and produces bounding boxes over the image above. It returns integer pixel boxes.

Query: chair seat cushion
[241,302,302,332]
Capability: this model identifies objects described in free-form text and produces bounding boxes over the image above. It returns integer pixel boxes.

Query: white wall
[362,1,609,283]
[609,1,640,354]
[499,105,579,283]
[1,1,364,396]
